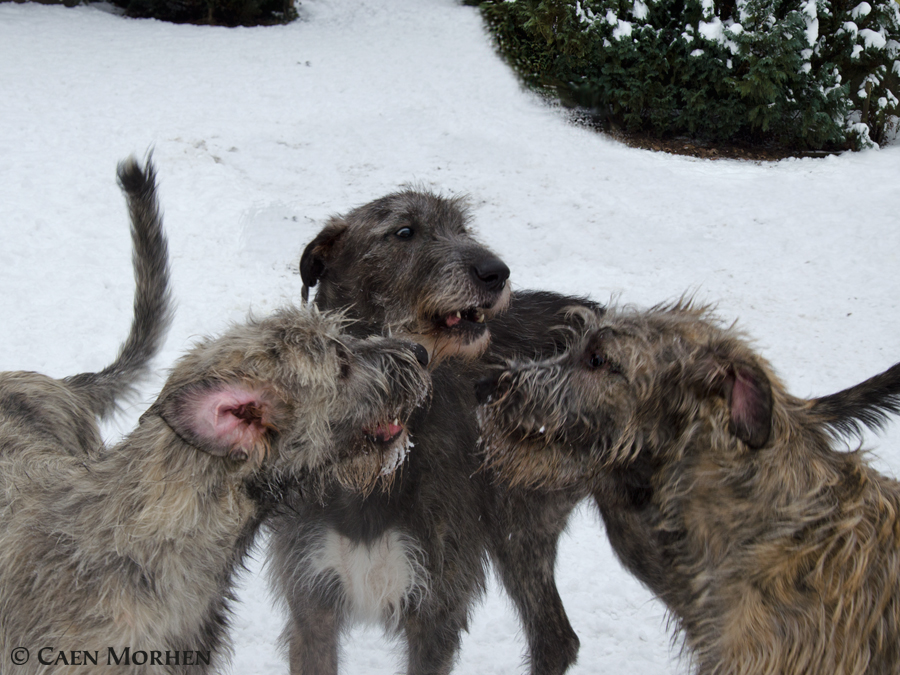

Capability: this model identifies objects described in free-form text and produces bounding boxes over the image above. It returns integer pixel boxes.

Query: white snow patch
[800,0,818,47]
[860,28,887,50]
[632,0,649,20]
[852,2,872,19]
[304,529,430,628]
[698,17,724,41]
[576,0,595,24]
[613,19,634,39]
[806,17,819,46]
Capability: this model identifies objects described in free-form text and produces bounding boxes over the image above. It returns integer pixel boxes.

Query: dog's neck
[57,415,264,646]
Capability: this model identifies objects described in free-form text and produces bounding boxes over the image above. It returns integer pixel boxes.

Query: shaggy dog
[478,301,900,675]
[0,161,431,674]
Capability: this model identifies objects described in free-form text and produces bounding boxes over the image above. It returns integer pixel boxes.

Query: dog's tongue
[368,422,403,442]
[445,313,462,327]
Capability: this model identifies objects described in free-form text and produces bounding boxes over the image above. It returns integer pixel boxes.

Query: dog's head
[476,302,775,489]
[145,306,432,493]
[299,189,511,362]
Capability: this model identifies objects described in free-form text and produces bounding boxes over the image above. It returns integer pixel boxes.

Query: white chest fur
[303,528,430,629]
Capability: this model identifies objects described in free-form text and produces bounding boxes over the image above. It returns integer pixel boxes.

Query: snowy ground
[1,1,899,673]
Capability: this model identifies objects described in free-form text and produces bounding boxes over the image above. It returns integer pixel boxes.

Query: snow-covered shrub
[479,0,900,149]
[111,0,296,26]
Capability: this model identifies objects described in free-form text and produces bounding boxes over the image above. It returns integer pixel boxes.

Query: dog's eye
[588,353,608,369]
[394,227,414,240]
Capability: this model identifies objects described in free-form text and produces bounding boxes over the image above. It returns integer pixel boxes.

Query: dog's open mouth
[437,307,486,329]
[418,306,493,360]
[430,307,491,344]
[364,419,405,445]
[329,416,418,493]
[418,287,510,360]
[363,418,413,475]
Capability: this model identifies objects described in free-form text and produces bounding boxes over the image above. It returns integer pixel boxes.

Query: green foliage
[479,0,900,150]
[10,0,82,6]
[110,0,297,26]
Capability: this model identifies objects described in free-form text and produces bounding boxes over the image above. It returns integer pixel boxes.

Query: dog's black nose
[474,374,501,404]
[411,343,429,368]
[471,256,510,292]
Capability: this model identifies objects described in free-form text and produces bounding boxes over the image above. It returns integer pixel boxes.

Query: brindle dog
[478,301,900,675]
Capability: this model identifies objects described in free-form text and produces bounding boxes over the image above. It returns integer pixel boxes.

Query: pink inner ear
[732,370,762,420]
[729,366,772,448]
[191,385,272,453]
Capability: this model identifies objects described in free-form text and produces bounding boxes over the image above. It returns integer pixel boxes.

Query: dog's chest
[307,527,429,627]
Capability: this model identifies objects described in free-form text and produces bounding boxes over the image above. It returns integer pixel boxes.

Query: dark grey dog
[269,189,594,675]
[0,162,431,675]
[477,301,900,675]
[298,189,510,361]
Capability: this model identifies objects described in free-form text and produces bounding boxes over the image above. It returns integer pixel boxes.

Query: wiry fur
[478,301,900,675]
[269,363,491,675]
[281,186,595,675]
[5,156,173,462]
[473,291,602,675]
[293,527,431,629]
[63,156,174,419]
[0,180,431,673]
[299,188,511,362]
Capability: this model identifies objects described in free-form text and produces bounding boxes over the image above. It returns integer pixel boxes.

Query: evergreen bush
[110,0,296,26]
[478,0,900,149]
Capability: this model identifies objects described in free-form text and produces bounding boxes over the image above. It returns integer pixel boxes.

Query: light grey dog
[0,159,432,674]
[0,156,173,452]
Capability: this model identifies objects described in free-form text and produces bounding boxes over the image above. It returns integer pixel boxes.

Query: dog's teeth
[475,310,485,324]
[455,311,462,319]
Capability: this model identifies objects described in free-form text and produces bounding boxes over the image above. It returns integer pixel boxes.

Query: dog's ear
[156,380,287,464]
[300,219,348,290]
[724,364,773,448]
[699,354,773,449]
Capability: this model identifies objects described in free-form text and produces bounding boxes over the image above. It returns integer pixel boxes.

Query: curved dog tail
[64,155,174,420]
[810,361,900,440]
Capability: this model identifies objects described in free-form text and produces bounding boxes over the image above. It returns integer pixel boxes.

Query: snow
[576,0,595,24]
[613,19,633,39]
[604,8,633,38]
[860,27,888,49]
[697,16,724,41]
[632,1,649,21]
[695,16,739,54]
[1,0,900,673]
[802,0,819,46]
[852,1,873,19]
